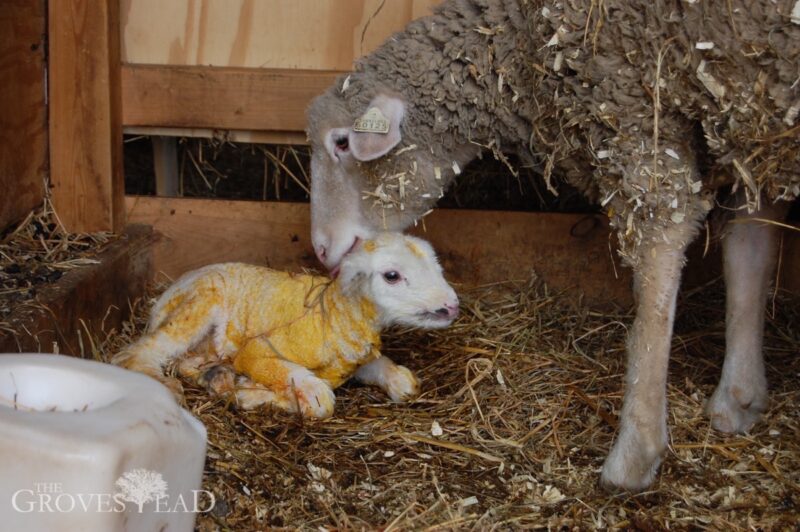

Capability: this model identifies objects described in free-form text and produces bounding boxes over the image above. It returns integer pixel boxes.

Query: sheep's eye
[335,136,349,151]
[383,271,401,284]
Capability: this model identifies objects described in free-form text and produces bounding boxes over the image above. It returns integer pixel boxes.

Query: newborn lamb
[114,232,458,418]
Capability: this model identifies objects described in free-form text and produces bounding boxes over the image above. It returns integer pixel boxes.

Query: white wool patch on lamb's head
[337,232,459,329]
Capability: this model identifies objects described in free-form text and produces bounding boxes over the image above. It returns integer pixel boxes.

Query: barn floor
[90,274,800,530]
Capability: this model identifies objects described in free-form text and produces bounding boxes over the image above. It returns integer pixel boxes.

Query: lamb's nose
[435,303,459,319]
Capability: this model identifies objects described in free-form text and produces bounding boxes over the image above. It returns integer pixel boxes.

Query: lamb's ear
[337,252,371,294]
[349,95,405,161]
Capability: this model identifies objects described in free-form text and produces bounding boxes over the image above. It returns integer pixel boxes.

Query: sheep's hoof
[706,383,767,434]
[384,365,420,403]
[600,425,665,492]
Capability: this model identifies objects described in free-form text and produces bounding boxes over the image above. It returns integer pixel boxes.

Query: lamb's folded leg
[354,354,420,402]
[600,220,699,492]
[707,198,789,433]
[234,339,336,418]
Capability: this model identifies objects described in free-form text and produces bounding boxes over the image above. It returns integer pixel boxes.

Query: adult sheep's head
[337,232,459,329]
[306,83,476,273]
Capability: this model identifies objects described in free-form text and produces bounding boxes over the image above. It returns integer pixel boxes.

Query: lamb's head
[336,232,458,329]
[307,85,474,273]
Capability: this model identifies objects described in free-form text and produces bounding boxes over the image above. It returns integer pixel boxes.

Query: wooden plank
[124,195,637,306]
[0,1,47,232]
[49,0,125,233]
[124,196,800,306]
[0,226,154,355]
[122,65,339,131]
[121,0,437,70]
[125,196,317,280]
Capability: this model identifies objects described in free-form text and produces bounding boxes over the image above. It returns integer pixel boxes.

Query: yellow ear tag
[353,107,390,134]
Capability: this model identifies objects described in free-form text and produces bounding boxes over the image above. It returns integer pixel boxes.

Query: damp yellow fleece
[120,263,381,390]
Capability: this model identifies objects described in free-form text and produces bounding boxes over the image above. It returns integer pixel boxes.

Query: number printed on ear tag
[353,107,390,134]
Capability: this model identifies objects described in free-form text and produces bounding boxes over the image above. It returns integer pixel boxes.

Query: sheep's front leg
[707,201,787,433]
[601,225,696,491]
[234,340,336,419]
[354,354,420,402]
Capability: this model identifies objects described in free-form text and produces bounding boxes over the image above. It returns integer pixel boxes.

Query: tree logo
[115,469,169,512]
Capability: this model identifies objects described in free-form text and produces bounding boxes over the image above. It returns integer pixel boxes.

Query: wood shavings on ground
[89,274,799,530]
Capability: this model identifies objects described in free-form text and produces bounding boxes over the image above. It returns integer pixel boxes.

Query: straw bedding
[2,196,798,529]
[89,274,799,530]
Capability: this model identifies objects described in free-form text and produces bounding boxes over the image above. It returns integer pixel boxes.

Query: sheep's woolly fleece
[322,0,799,265]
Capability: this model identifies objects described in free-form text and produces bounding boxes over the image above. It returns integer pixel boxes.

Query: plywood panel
[121,65,338,131]
[49,0,126,232]
[121,0,438,70]
[0,1,47,232]
[124,195,636,306]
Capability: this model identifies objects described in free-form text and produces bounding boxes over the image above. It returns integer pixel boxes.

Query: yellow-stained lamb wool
[114,232,459,418]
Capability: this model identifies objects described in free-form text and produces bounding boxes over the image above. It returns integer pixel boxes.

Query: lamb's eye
[335,136,349,151]
[383,271,401,284]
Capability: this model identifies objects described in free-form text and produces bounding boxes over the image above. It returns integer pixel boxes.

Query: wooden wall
[121,0,437,70]
[117,0,800,303]
[0,1,47,232]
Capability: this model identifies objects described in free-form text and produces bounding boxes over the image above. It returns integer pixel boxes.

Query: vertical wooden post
[49,0,125,232]
[152,136,180,197]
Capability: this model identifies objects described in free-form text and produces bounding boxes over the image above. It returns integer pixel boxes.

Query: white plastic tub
[0,354,207,532]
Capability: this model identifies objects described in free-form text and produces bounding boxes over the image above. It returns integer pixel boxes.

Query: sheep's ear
[349,95,404,161]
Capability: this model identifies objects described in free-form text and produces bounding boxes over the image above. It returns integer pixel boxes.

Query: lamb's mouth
[329,237,361,279]
[419,311,455,323]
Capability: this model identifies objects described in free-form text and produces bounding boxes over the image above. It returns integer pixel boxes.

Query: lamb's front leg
[233,340,336,419]
[354,354,420,402]
[601,224,697,491]
[706,200,788,433]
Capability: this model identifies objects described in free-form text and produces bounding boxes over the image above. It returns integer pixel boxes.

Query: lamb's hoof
[199,365,237,396]
[175,353,213,380]
[706,384,767,434]
[117,356,184,399]
[235,378,279,410]
[385,365,420,403]
[600,428,665,492]
[293,374,336,419]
